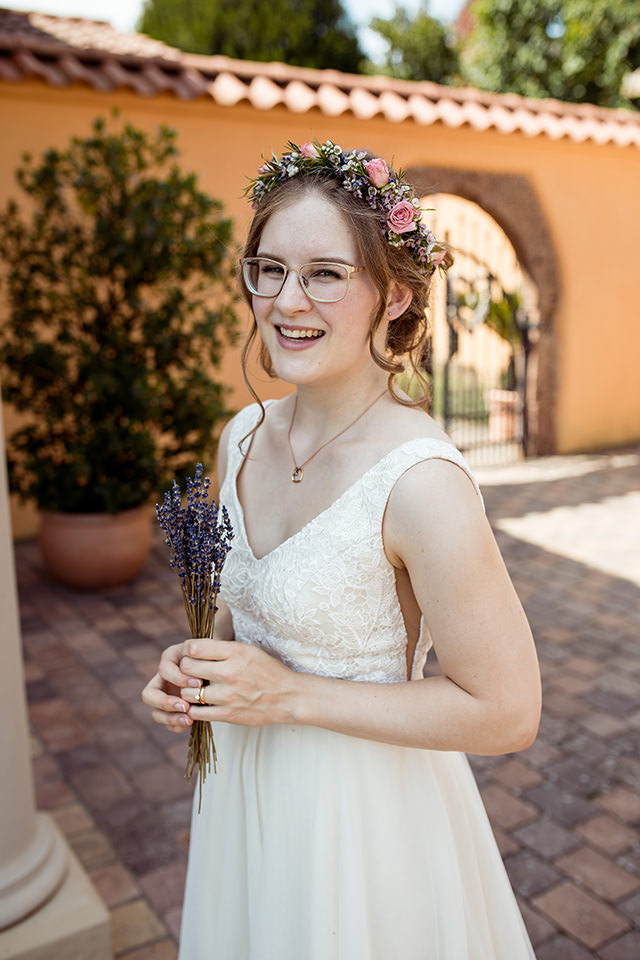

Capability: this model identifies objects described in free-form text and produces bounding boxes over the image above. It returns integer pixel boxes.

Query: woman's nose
[275,269,312,312]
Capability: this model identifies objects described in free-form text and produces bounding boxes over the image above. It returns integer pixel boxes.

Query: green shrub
[0,114,238,513]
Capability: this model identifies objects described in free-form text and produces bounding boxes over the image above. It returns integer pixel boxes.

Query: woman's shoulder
[370,399,454,456]
[373,401,483,505]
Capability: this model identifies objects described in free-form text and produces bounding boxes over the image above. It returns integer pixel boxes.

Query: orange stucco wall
[2,81,640,534]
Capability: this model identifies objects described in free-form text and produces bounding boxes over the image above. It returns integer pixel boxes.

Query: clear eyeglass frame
[240,257,366,303]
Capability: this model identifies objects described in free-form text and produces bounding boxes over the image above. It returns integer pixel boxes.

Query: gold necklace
[287,390,387,483]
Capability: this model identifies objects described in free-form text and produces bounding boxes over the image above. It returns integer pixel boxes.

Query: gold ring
[196,685,206,706]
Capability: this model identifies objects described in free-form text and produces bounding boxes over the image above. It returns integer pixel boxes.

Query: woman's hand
[141,642,194,734]
[178,638,299,727]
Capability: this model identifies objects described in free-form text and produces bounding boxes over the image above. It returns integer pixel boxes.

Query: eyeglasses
[240,257,366,303]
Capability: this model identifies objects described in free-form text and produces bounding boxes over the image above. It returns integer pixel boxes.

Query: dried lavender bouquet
[156,463,233,812]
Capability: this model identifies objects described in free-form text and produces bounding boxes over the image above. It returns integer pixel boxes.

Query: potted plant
[0,114,238,588]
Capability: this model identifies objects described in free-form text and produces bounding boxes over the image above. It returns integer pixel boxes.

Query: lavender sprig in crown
[156,463,233,812]
[245,139,448,275]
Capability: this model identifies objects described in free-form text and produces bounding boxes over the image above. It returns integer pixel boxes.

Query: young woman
[142,140,541,959]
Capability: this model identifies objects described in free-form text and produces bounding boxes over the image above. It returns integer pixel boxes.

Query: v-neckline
[231,408,455,563]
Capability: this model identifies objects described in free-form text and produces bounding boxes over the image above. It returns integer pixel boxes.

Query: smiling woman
[141,139,540,959]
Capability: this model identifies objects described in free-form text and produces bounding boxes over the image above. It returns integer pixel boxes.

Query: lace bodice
[219,402,483,683]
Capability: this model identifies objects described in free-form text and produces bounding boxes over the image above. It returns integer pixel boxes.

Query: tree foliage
[0,114,238,513]
[138,0,364,72]
[368,2,459,83]
[460,0,640,108]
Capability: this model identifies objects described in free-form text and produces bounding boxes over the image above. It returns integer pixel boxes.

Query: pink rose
[431,247,447,266]
[365,158,389,187]
[388,201,417,235]
[257,164,269,175]
[300,142,319,158]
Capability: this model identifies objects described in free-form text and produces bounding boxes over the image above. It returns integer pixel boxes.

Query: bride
[142,139,540,959]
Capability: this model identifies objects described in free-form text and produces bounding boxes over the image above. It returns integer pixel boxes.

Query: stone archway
[408,166,559,455]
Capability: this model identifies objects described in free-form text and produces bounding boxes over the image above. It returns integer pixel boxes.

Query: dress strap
[360,438,485,524]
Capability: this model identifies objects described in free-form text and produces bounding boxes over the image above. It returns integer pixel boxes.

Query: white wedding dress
[178,401,535,959]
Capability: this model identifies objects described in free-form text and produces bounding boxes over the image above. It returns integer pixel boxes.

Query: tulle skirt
[178,722,535,960]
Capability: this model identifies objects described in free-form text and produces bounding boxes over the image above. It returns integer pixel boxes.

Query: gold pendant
[291,467,304,483]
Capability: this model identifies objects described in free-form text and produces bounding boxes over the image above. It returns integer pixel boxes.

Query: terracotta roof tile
[1,7,638,149]
[317,83,350,117]
[284,79,317,114]
[209,70,248,107]
[248,75,284,111]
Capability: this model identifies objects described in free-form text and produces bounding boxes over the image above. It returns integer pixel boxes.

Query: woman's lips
[274,325,325,350]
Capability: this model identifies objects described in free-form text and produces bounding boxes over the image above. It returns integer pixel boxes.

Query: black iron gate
[430,266,532,467]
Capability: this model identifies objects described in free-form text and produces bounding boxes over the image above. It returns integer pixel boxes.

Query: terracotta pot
[38,505,152,590]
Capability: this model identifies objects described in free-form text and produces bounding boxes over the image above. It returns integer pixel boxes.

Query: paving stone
[577,713,628,738]
[109,737,166,774]
[542,692,589,719]
[549,667,598,691]
[68,828,117,871]
[518,901,556,946]
[596,787,640,823]
[164,739,189,772]
[118,942,178,960]
[598,930,640,960]
[533,882,631,949]
[35,777,77,809]
[90,863,140,908]
[492,826,520,857]
[544,756,610,798]
[618,890,640,923]
[618,849,640,876]
[97,797,183,875]
[514,818,580,858]
[575,815,638,856]
[28,698,93,752]
[535,935,597,960]
[163,905,182,943]
[69,762,134,810]
[504,851,561,897]
[522,783,594,827]
[489,758,544,792]
[51,802,95,836]
[586,689,638,719]
[520,739,562,768]
[556,847,640,902]
[614,756,640,792]
[130,762,193,804]
[139,862,187,915]
[479,784,539,831]
[110,899,166,955]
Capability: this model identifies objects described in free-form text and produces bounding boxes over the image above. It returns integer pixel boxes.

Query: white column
[0,395,67,927]
[0,387,110,957]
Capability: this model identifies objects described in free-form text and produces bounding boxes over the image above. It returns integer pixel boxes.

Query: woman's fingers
[158,642,194,688]
[141,672,193,732]
[151,708,193,733]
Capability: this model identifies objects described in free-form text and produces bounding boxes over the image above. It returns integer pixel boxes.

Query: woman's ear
[385,281,413,320]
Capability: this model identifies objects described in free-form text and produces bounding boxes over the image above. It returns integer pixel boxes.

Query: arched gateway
[408,166,560,456]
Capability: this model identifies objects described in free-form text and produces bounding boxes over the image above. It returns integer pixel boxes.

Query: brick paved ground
[16,445,640,958]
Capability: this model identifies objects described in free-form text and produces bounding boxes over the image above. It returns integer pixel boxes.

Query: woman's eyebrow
[256,252,354,264]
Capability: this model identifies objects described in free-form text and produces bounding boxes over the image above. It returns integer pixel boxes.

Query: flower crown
[245,139,448,275]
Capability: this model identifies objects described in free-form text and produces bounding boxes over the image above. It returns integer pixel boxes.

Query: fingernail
[187,679,200,688]
[174,701,186,712]
[179,716,191,725]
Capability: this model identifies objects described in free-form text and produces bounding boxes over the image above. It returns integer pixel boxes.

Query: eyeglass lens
[243,259,351,302]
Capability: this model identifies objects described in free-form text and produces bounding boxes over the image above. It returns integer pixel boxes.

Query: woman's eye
[261,264,284,277]
[308,267,342,281]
